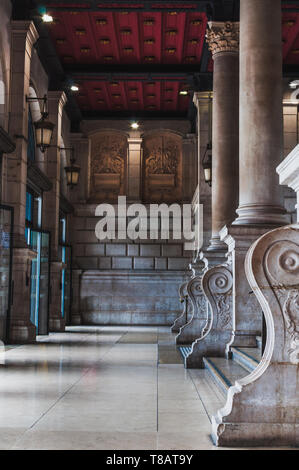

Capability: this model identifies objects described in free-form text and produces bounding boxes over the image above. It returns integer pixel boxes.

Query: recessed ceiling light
[71,85,79,92]
[42,13,53,23]
[131,122,139,129]
[179,90,188,96]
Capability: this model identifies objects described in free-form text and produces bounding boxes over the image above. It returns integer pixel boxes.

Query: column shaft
[206,22,239,250]
[127,133,142,202]
[234,0,286,225]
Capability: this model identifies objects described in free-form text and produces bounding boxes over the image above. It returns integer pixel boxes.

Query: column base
[233,203,288,226]
[10,321,36,344]
[49,317,65,332]
[70,313,82,325]
[207,236,228,252]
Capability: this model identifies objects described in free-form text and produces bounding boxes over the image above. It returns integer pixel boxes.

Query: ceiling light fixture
[42,13,53,23]
[71,85,79,92]
[131,122,139,130]
[179,90,188,96]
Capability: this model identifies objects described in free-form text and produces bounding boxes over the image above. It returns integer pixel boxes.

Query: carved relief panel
[142,133,183,203]
[89,132,127,202]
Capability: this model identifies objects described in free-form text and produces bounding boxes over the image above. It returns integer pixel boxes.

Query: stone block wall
[70,203,192,325]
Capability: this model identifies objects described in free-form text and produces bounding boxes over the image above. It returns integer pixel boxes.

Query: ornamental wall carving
[89,132,127,202]
[142,133,183,203]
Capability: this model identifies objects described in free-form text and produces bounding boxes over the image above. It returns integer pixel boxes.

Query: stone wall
[71,204,192,325]
[69,121,196,325]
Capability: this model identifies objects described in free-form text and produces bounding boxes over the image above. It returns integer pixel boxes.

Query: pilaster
[127,132,142,202]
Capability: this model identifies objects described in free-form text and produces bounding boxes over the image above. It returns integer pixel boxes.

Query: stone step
[202,357,249,397]
[179,345,192,360]
[231,346,261,373]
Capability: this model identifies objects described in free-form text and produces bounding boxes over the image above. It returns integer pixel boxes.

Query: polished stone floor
[0,326,221,450]
[0,325,288,450]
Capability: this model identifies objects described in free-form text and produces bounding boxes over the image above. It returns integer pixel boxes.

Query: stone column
[220,0,288,349]
[193,92,212,251]
[206,22,239,251]
[183,23,239,366]
[70,269,82,325]
[127,132,142,202]
[233,0,286,226]
[43,91,67,332]
[6,21,39,343]
[182,134,197,202]
[212,146,299,448]
[69,133,91,204]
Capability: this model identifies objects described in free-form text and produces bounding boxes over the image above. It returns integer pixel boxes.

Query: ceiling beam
[37,0,214,13]
[283,64,299,77]
[81,110,189,119]
[65,63,212,75]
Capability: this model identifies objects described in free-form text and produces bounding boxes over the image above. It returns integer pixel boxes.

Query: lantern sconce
[62,147,81,189]
[26,94,55,153]
[202,142,212,187]
[202,92,212,187]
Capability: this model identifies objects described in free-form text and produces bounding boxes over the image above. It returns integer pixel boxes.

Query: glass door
[30,230,51,335]
[0,205,13,343]
[60,244,72,326]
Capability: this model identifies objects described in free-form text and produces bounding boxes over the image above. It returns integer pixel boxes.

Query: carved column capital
[206,21,239,57]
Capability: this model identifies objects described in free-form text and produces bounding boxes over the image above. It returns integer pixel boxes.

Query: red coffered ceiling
[75,78,191,112]
[46,10,207,65]
[41,3,299,116]
[283,10,299,64]
[44,8,208,115]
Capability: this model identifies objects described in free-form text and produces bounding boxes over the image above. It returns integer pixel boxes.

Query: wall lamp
[62,147,81,189]
[26,94,55,153]
[202,142,212,187]
[202,92,212,187]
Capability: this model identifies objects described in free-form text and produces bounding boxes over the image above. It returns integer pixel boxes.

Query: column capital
[128,130,142,143]
[206,21,239,57]
[11,20,39,50]
[193,91,213,110]
[47,91,67,114]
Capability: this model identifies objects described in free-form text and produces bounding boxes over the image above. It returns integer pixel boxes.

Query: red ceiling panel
[283,12,299,63]
[45,8,206,113]
[47,10,207,65]
[74,79,191,113]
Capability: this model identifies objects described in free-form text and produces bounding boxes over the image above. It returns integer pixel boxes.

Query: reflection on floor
[0,326,286,450]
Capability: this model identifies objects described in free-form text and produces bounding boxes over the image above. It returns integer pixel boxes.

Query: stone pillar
[183,23,239,366]
[43,91,67,332]
[233,0,286,226]
[220,0,288,349]
[127,132,142,202]
[193,92,212,251]
[70,269,82,325]
[182,134,197,202]
[6,21,39,343]
[206,22,239,251]
[69,133,91,204]
[212,147,299,447]
[6,21,38,246]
